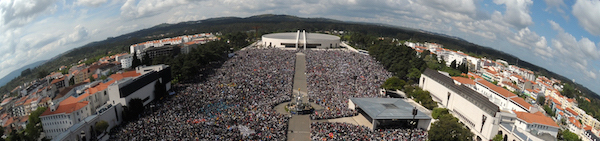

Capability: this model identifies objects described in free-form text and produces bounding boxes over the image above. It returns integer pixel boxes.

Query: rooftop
[477,79,515,98]
[41,101,89,116]
[61,71,141,105]
[569,117,582,129]
[423,69,499,116]
[262,32,340,40]
[514,111,559,127]
[350,98,431,119]
[451,76,475,85]
[566,108,579,116]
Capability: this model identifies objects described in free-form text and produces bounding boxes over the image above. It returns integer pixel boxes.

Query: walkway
[287,52,311,141]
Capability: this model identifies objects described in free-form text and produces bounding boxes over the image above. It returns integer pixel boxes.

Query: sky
[0,0,599,94]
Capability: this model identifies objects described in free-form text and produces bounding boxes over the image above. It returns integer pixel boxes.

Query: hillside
[0,60,46,87]
[0,14,596,99]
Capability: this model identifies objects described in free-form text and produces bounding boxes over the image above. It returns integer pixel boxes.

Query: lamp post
[411,107,417,140]
[412,107,417,128]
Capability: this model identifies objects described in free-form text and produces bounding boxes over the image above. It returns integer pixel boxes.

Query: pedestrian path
[287,52,311,141]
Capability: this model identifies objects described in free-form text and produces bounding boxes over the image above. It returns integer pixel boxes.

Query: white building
[108,65,171,107]
[474,79,533,113]
[119,54,133,69]
[40,101,91,139]
[513,111,560,137]
[422,69,557,141]
[420,69,503,141]
[52,103,124,141]
[40,64,171,140]
[261,30,341,49]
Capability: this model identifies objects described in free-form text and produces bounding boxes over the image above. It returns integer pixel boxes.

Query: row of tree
[429,108,474,141]
[130,32,247,83]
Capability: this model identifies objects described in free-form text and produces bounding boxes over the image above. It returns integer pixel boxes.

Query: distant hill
[0,14,597,99]
[0,60,46,87]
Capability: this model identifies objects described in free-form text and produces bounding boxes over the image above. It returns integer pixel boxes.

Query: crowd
[311,122,428,141]
[109,48,296,140]
[305,50,392,119]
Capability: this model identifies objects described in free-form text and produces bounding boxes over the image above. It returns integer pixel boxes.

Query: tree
[95,120,109,134]
[492,134,503,141]
[69,77,75,85]
[458,62,468,74]
[537,95,546,106]
[407,68,422,80]
[89,76,96,82]
[420,50,431,58]
[142,53,152,66]
[23,107,47,140]
[561,83,577,98]
[131,52,142,69]
[429,114,473,141]
[431,108,449,119]
[37,69,48,79]
[127,98,145,120]
[382,77,406,90]
[100,75,108,80]
[21,68,32,77]
[544,105,555,117]
[450,60,457,69]
[154,80,167,99]
[562,130,581,141]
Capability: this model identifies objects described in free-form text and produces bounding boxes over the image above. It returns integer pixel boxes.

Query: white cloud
[0,0,57,30]
[493,0,534,29]
[549,20,600,79]
[75,0,108,7]
[120,0,206,19]
[507,27,553,58]
[572,0,600,36]
[543,0,566,14]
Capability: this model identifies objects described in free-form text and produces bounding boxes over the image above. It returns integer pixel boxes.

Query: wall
[420,74,499,141]
[55,103,123,141]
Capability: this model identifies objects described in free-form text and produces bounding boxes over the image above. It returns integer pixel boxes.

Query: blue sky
[0,0,599,95]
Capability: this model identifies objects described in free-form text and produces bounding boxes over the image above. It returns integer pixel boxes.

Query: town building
[118,54,133,69]
[420,69,503,141]
[141,45,180,60]
[108,65,171,107]
[40,101,91,139]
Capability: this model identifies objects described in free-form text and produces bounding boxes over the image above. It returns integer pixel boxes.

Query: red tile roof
[1,98,13,105]
[514,111,559,127]
[3,117,13,127]
[510,97,533,111]
[452,77,475,85]
[41,101,89,116]
[551,97,562,106]
[569,117,582,129]
[51,76,66,84]
[60,71,141,106]
[477,79,515,98]
[502,82,519,90]
[566,108,579,116]
[0,113,7,119]
[556,105,564,111]
[19,116,28,123]
[585,125,593,131]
